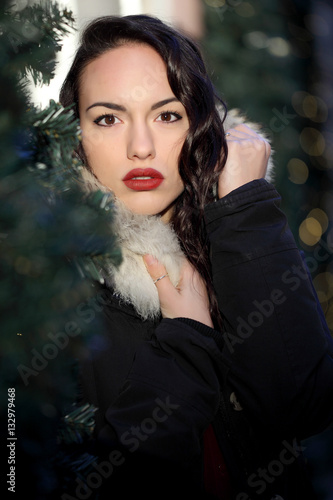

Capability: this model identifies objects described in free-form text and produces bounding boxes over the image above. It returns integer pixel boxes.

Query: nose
[127,121,156,160]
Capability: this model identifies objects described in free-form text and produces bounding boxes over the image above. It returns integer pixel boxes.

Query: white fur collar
[80,168,185,320]
[103,199,185,320]
[78,109,274,320]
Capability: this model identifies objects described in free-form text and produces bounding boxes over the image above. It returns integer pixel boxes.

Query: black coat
[72,179,333,500]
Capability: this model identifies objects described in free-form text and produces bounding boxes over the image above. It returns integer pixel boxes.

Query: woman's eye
[94,114,121,126]
[156,112,182,123]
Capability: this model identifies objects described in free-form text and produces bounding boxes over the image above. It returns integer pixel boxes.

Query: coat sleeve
[99,318,226,465]
[204,178,333,439]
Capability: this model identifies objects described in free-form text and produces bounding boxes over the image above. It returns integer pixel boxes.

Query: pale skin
[79,44,271,328]
[79,44,188,220]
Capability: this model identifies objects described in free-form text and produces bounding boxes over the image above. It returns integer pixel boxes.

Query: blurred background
[25,0,332,497]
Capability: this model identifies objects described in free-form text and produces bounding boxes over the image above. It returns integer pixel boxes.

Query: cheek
[168,142,185,183]
[176,176,185,195]
[81,127,106,159]
[164,135,184,162]
[81,129,119,169]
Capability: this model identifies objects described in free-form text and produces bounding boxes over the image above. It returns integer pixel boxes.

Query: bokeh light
[308,208,329,234]
[292,91,328,123]
[243,31,269,49]
[304,13,330,37]
[300,127,326,156]
[267,37,291,57]
[287,158,309,184]
[313,272,333,315]
[299,217,323,246]
[204,0,225,7]
[235,2,255,18]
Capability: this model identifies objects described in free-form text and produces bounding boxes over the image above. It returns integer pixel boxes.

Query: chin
[120,195,178,220]
[125,203,171,218]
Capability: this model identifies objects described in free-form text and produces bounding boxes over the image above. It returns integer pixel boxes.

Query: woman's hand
[218,124,271,198]
[143,255,214,328]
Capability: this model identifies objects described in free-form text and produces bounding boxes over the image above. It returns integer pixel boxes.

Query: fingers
[143,255,213,327]
[225,123,262,138]
[225,124,271,155]
[218,124,271,198]
[143,254,172,292]
[144,254,179,320]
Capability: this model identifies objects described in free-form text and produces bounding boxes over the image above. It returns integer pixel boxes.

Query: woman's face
[79,44,189,220]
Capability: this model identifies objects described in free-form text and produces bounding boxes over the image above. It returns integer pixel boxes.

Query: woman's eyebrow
[85,102,126,112]
[85,97,179,113]
[151,97,179,110]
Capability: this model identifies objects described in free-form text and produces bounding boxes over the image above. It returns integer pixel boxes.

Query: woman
[59,14,333,500]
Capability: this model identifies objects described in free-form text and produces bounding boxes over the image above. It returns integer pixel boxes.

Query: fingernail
[144,254,157,266]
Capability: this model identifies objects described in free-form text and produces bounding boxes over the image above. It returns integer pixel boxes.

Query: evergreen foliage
[0,1,121,496]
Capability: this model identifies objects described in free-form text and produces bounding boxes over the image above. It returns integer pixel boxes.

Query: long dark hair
[59,15,227,329]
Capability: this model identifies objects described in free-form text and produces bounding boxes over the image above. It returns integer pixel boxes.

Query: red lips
[122,168,164,191]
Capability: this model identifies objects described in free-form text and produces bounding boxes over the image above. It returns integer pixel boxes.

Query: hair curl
[59,14,227,329]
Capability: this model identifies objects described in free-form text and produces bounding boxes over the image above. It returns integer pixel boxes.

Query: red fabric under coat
[203,424,233,499]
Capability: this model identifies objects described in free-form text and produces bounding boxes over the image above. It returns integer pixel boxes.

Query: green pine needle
[3,1,75,85]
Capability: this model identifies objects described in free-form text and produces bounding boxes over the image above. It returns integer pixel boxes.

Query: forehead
[79,44,172,104]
